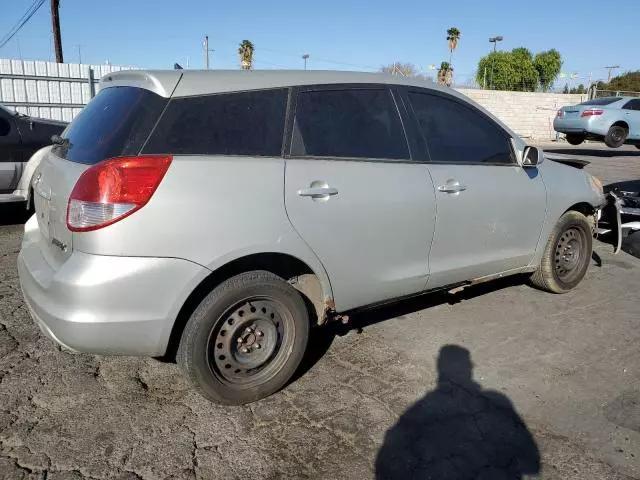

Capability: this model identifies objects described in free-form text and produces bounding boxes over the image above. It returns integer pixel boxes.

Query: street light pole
[488,36,503,90]
[489,35,503,53]
[302,54,310,70]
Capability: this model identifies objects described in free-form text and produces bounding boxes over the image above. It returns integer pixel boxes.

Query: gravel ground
[1,144,639,480]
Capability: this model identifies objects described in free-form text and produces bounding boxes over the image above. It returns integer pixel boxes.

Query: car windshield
[580,97,624,106]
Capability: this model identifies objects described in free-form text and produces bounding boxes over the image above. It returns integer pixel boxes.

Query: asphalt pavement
[1,143,639,480]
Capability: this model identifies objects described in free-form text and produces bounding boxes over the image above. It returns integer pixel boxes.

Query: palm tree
[438,61,453,87]
[238,40,255,70]
[446,27,461,67]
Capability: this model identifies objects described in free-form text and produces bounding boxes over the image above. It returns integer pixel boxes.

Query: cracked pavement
[1,144,640,479]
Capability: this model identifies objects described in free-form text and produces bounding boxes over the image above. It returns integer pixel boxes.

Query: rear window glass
[143,89,288,156]
[580,97,623,106]
[55,86,167,165]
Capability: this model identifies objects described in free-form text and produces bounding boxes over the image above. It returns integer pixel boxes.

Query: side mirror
[522,146,544,167]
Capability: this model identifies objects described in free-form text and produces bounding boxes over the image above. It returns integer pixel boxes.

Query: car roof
[99,69,523,146]
[100,69,460,99]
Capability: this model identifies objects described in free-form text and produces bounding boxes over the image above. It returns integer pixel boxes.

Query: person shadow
[376,345,540,480]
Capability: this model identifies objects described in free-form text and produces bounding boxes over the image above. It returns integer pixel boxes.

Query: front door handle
[438,183,467,194]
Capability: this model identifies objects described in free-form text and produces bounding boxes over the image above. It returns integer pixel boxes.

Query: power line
[0,0,46,51]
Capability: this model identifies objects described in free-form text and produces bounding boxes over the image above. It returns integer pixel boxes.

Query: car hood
[544,152,590,169]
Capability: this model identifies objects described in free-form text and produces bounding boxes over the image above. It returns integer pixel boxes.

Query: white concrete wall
[456,88,586,141]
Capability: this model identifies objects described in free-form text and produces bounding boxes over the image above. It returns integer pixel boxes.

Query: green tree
[438,61,453,87]
[597,71,640,92]
[446,27,461,67]
[569,84,586,94]
[238,40,255,70]
[476,50,538,91]
[534,49,562,91]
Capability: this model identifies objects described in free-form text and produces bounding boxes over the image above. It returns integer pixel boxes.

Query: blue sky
[1,0,638,87]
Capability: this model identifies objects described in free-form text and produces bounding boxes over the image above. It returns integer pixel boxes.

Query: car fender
[531,158,605,266]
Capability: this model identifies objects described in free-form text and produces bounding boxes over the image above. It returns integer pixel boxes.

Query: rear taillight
[556,110,564,117]
[67,155,172,232]
[581,109,604,117]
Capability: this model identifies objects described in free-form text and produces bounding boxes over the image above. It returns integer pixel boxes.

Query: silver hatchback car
[18,70,606,404]
[554,96,640,149]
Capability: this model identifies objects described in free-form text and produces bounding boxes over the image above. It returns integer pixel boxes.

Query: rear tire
[177,270,310,405]
[565,134,585,146]
[604,125,627,148]
[635,145,640,150]
[530,211,592,293]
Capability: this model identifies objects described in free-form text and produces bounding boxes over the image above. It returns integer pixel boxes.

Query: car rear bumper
[17,216,210,356]
[553,116,609,136]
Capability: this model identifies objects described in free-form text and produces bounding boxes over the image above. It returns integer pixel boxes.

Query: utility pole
[51,0,63,63]
[203,35,215,69]
[302,54,309,70]
[77,44,82,64]
[204,35,209,69]
[605,65,619,82]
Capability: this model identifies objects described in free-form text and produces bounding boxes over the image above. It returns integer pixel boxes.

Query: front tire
[530,211,593,293]
[604,125,627,148]
[635,145,640,150]
[566,134,585,146]
[177,270,310,405]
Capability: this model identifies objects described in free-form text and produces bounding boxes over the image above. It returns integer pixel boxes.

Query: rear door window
[290,88,409,160]
[56,86,167,164]
[144,89,288,156]
[408,91,513,165]
[622,99,640,111]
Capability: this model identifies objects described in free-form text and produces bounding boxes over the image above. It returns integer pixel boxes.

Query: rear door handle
[438,184,467,193]
[297,180,339,201]
[297,187,339,197]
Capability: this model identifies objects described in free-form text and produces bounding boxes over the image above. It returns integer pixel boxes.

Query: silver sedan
[554,96,640,149]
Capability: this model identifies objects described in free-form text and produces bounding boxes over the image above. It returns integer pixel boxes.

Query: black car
[1,103,67,201]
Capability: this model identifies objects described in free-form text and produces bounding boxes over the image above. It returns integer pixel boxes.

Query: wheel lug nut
[254,343,261,349]
[237,337,244,344]
[245,327,252,334]
[241,347,249,353]
[256,330,263,337]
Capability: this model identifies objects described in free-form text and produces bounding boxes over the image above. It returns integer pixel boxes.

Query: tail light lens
[67,155,172,232]
[581,109,604,117]
[556,110,564,117]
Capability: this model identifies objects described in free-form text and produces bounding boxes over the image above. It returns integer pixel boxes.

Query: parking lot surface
[1,144,639,480]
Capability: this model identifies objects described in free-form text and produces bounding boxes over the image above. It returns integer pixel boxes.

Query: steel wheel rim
[554,227,585,281]
[206,296,294,387]
[612,129,623,142]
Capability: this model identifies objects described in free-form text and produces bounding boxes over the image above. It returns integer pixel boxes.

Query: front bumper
[17,219,209,356]
[597,192,623,254]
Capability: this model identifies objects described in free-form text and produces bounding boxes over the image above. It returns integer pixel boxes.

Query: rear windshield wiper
[51,134,71,147]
